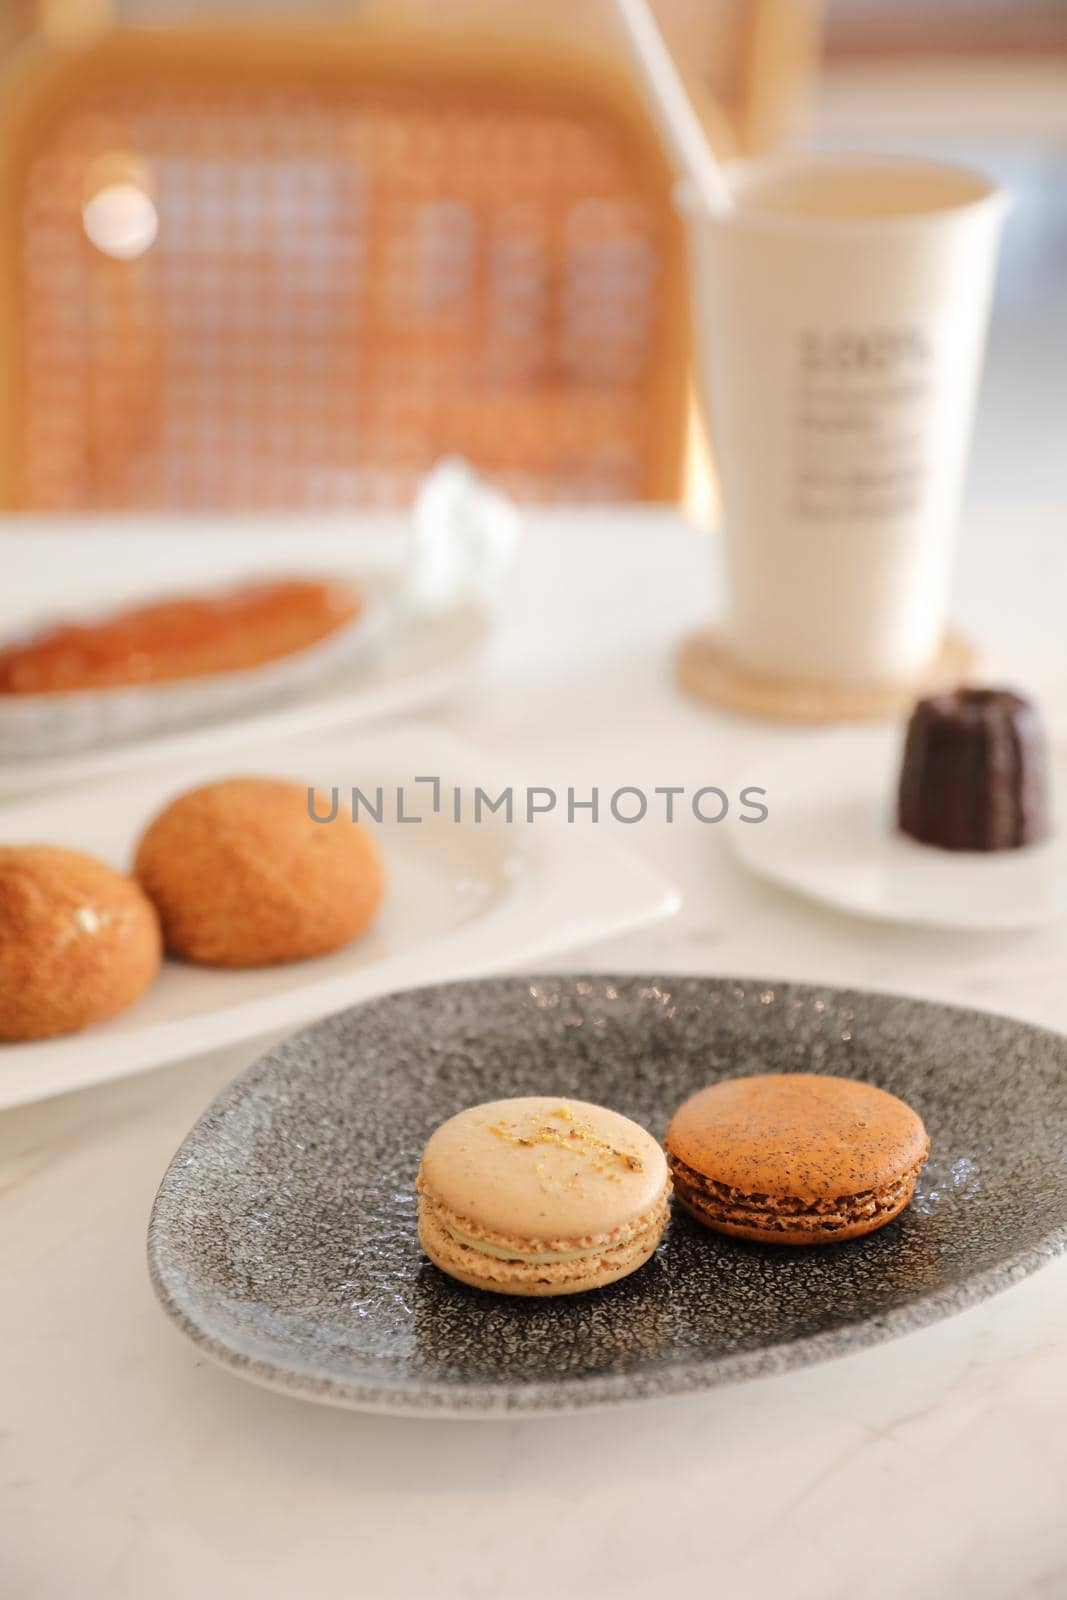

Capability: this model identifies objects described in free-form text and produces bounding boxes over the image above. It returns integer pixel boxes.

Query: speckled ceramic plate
[148,974,1067,1417]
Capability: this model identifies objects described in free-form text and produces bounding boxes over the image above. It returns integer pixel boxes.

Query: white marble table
[3,508,1066,1600]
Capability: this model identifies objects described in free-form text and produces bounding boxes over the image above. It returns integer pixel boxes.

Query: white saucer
[729,727,1065,932]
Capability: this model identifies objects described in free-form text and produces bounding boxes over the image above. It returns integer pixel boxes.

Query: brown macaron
[666,1073,929,1245]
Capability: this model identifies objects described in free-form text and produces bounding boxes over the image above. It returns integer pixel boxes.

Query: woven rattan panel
[19,80,676,509]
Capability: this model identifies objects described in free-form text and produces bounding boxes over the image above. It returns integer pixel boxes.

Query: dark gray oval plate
[148,974,1067,1417]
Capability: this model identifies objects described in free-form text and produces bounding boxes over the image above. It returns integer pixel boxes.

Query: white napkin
[405,458,522,613]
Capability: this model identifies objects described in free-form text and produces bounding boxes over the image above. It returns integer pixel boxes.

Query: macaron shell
[418,1096,668,1243]
[666,1074,929,1202]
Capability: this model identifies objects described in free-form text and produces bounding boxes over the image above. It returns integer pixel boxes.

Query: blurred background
[0,0,1063,517]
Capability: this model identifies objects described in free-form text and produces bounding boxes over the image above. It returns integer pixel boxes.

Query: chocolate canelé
[898,687,1050,852]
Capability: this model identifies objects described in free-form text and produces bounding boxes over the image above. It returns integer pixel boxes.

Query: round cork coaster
[675,628,979,724]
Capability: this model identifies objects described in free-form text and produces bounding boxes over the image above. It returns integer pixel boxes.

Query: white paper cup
[680,155,1007,688]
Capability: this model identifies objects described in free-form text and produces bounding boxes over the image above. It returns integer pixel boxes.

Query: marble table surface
[3,508,1066,1600]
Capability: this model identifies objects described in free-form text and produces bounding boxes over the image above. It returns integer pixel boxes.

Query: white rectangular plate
[0,724,679,1109]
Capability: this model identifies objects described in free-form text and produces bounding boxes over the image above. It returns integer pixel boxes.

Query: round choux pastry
[0,845,161,1040]
[134,777,384,968]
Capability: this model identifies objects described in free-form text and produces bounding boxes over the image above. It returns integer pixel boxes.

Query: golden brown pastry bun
[0,845,161,1040]
[134,777,384,968]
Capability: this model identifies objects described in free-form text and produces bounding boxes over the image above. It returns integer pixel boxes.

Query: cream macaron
[416,1096,670,1296]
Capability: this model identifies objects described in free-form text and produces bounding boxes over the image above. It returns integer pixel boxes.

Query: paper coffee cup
[680,155,1007,687]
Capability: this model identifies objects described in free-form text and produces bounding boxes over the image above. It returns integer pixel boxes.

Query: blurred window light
[82,182,159,260]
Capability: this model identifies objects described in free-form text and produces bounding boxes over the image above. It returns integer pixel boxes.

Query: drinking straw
[612,0,735,215]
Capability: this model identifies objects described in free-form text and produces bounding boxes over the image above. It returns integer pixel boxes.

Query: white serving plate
[0,724,679,1109]
[0,524,489,798]
[729,727,1066,932]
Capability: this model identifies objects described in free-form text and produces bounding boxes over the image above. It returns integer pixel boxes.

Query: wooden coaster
[675,628,980,724]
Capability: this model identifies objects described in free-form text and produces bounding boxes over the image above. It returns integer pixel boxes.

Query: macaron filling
[669,1152,927,1236]
[421,1183,671,1267]
[417,1183,671,1292]
[441,1222,612,1265]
